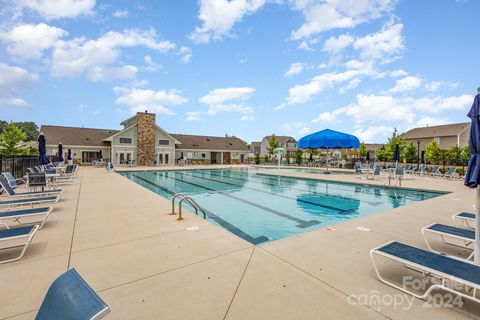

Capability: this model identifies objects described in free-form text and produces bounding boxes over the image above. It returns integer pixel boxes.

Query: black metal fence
[0,155,38,178]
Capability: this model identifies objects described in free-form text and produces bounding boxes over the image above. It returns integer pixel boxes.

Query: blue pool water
[119,169,443,244]
[263,168,353,175]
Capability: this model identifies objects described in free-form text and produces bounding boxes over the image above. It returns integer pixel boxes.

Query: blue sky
[0,0,478,143]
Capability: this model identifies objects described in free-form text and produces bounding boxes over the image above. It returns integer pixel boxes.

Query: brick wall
[136,112,156,166]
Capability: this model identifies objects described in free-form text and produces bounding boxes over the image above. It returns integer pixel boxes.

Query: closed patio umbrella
[99,150,103,160]
[58,143,64,162]
[420,150,425,164]
[366,152,370,163]
[464,92,480,264]
[38,133,49,165]
[393,144,400,167]
[67,149,72,161]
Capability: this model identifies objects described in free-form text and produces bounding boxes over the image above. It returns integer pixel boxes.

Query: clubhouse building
[40,112,249,166]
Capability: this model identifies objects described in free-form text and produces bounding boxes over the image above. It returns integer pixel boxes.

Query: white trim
[103,123,137,141]
[175,148,248,153]
[46,145,110,149]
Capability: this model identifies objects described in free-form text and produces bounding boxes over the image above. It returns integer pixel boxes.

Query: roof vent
[206,138,210,141]
[86,138,90,141]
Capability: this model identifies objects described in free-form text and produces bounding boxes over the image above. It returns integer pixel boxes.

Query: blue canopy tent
[297,129,360,170]
[37,133,49,165]
[464,91,480,264]
[58,144,64,162]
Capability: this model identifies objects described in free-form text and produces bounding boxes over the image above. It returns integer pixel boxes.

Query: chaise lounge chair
[35,268,110,320]
[0,207,53,229]
[422,223,474,259]
[1,172,25,189]
[444,167,460,179]
[0,176,63,198]
[428,165,441,177]
[0,195,59,209]
[453,211,475,228]
[371,241,480,303]
[0,224,39,264]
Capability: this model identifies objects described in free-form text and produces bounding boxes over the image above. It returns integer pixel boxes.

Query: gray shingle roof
[400,122,470,140]
[40,125,118,146]
[171,134,248,151]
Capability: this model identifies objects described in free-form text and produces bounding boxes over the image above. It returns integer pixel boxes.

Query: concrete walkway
[1,166,479,319]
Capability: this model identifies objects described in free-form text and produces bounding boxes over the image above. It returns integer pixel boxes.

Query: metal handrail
[171,193,207,220]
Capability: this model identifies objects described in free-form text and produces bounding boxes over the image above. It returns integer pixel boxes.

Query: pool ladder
[171,193,207,221]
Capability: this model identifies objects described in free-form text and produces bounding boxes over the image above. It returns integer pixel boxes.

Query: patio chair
[444,167,459,179]
[35,268,110,320]
[1,172,26,189]
[354,163,362,174]
[0,176,63,198]
[0,195,59,209]
[0,225,39,264]
[422,223,474,259]
[0,207,53,229]
[394,166,405,186]
[366,165,381,180]
[428,165,441,177]
[417,164,426,175]
[371,241,480,304]
[452,211,475,229]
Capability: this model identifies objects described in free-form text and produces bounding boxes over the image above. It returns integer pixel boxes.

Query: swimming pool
[261,167,353,175]
[119,169,443,244]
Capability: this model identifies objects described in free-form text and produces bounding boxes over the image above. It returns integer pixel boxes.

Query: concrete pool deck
[1,165,479,319]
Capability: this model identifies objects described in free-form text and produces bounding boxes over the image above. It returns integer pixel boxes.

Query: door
[240,154,245,164]
[158,153,163,165]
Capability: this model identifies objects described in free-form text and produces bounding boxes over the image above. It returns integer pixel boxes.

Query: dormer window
[119,137,132,144]
[158,139,169,145]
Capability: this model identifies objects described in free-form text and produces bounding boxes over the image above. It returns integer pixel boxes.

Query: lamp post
[417,140,420,169]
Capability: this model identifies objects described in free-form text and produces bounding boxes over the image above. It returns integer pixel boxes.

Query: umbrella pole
[476,186,480,265]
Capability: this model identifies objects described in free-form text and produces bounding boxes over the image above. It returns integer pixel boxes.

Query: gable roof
[262,135,297,143]
[40,125,118,146]
[103,124,181,144]
[171,134,248,151]
[400,122,470,140]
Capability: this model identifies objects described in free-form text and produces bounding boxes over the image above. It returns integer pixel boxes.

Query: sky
[0,0,478,144]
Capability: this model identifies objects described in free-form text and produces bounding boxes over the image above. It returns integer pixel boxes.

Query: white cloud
[276,68,370,109]
[240,115,255,121]
[186,111,202,121]
[86,65,138,82]
[284,62,306,77]
[354,125,393,143]
[353,23,404,62]
[0,98,31,108]
[0,23,68,60]
[339,78,361,93]
[16,0,96,20]
[0,63,38,107]
[189,0,266,43]
[323,34,354,54]
[389,76,422,93]
[414,95,472,114]
[113,9,129,18]
[114,86,188,115]
[424,81,458,92]
[298,127,311,136]
[312,111,340,123]
[51,28,176,80]
[144,55,162,71]
[199,87,255,115]
[290,0,397,40]
[389,69,408,78]
[415,116,448,128]
[179,46,192,63]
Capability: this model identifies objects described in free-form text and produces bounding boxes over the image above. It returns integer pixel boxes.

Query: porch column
[221,152,223,164]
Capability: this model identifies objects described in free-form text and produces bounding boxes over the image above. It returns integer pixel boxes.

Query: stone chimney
[136,111,156,166]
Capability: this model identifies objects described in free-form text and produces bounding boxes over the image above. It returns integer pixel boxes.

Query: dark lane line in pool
[130,174,268,244]
[157,172,320,228]
[183,172,355,215]
[207,170,382,207]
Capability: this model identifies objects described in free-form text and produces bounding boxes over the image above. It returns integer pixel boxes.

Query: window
[158,139,170,145]
[119,137,132,144]
[434,137,440,144]
[201,153,206,158]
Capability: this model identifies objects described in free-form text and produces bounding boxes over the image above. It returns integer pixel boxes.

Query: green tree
[13,122,39,141]
[267,134,280,155]
[425,141,441,164]
[438,149,449,170]
[254,153,260,165]
[359,142,368,158]
[0,120,7,134]
[448,145,463,165]
[376,145,388,161]
[403,143,418,163]
[378,128,407,161]
[461,146,470,164]
[295,149,303,165]
[0,124,28,154]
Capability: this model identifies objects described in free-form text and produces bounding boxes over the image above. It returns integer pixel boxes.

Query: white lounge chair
[371,241,480,304]
[1,172,25,189]
[453,211,475,229]
[429,165,441,177]
[0,207,53,229]
[0,176,63,198]
[0,195,59,209]
[422,223,474,259]
[444,167,459,179]
[0,224,39,264]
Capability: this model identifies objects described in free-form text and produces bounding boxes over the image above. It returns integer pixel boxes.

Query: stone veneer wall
[136,112,156,166]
